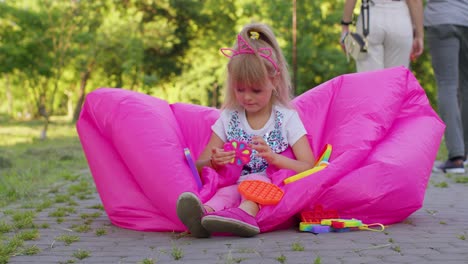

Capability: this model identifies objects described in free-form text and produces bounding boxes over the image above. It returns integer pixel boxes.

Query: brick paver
[4,169,468,264]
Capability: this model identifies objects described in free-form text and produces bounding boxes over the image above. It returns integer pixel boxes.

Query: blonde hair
[222,23,292,109]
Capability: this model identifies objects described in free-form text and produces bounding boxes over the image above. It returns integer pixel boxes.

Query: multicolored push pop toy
[299,218,385,234]
[298,205,385,234]
[283,144,332,184]
[223,140,252,166]
[314,144,332,167]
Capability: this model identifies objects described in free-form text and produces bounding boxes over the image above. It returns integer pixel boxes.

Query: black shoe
[433,159,465,174]
[176,192,210,238]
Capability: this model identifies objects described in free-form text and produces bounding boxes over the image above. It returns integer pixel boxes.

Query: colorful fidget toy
[300,219,385,233]
[299,223,331,233]
[300,220,363,233]
[314,144,332,167]
[183,148,203,189]
[223,140,252,166]
[283,165,327,184]
[283,144,332,184]
[299,205,385,234]
[238,180,284,205]
[321,219,363,228]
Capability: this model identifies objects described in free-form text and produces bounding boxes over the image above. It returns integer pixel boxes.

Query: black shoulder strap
[361,0,370,37]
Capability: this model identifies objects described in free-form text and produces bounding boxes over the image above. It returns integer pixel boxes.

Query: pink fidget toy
[223,140,252,166]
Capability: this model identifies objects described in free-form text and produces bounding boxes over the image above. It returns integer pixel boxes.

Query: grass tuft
[291,242,304,251]
[72,249,90,260]
[56,234,80,246]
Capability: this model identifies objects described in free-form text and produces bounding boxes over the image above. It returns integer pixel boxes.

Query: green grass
[0,118,90,262]
[435,136,448,161]
[95,228,107,236]
[291,242,304,251]
[434,181,448,188]
[171,244,184,260]
[0,118,87,207]
[275,254,286,263]
[140,258,155,264]
[72,249,90,260]
[56,234,80,246]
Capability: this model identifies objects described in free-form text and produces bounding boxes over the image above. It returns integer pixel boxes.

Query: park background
[0,0,437,138]
[1,1,457,262]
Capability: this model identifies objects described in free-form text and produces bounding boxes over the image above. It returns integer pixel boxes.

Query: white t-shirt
[212,104,307,175]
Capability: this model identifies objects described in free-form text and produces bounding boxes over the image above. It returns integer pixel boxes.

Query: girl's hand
[251,136,277,164]
[210,147,235,168]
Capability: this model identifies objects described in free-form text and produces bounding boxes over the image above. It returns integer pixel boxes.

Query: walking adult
[341,0,424,72]
[426,0,468,174]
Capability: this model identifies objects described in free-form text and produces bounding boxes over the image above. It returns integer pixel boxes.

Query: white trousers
[356,0,413,72]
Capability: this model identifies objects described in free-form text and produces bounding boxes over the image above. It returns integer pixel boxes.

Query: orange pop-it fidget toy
[238,180,284,205]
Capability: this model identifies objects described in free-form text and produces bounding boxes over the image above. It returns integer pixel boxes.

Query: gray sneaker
[433,159,465,174]
[176,192,210,238]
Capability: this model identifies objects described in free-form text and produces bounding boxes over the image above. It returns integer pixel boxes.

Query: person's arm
[252,135,315,173]
[195,132,235,173]
[406,0,424,59]
[342,0,357,25]
[340,0,358,50]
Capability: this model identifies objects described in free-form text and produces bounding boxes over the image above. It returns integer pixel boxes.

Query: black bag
[343,0,370,61]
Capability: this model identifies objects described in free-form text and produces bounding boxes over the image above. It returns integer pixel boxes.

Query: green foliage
[411,47,437,109]
[0,0,438,121]
[278,0,354,94]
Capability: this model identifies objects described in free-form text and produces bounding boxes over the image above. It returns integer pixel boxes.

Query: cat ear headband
[220,32,279,74]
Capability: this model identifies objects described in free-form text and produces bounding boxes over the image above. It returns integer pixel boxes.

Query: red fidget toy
[300,205,339,224]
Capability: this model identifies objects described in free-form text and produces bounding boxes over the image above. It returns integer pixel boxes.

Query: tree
[0,0,438,123]
[69,1,105,122]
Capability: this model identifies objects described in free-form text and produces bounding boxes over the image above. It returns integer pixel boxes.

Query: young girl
[176,23,315,238]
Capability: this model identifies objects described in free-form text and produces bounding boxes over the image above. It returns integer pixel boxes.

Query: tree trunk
[72,69,91,123]
[40,116,49,140]
[116,73,123,89]
[5,74,13,115]
[292,0,297,95]
[39,93,49,140]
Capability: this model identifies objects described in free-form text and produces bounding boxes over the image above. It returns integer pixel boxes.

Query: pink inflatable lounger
[76,66,444,233]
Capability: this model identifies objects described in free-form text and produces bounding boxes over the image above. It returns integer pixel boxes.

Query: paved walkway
[5,169,468,264]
